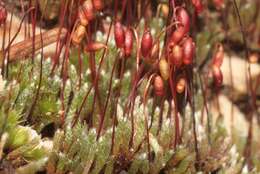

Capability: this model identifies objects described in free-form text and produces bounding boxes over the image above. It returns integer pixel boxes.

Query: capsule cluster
[72,0,104,46]
[211,44,224,87]
[153,7,195,96]
[0,2,7,26]
[114,21,134,57]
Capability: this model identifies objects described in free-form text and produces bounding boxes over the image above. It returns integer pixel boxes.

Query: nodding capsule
[124,28,133,57]
[212,65,223,87]
[249,53,259,64]
[0,4,7,25]
[159,58,170,80]
[212,44,224,67]
[176,77,186,94]
[169,44,183,67]
[78,7,89,26]
[191,0,203,14]
[114,21,125,49]
[141,30,153,58]
[85,42,106,52]
[154,75,164,96]
[183,37,195,65]
[72,24,86,45]
[170,26,186,44]
[92,0,104,11]
[176,7,190,34]
[82,0,95,21]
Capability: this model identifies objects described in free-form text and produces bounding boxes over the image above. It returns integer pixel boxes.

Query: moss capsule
[170,45,183,67]
[176,77,186,94]
[159,58,170,80]
[72,24,86,45]
[183,37,195,65]
[170,26,185,44]
[0,4,7,25]
[154,75,164,96]
[212,65,223,87]
[114,21,125,49]
[124,28,133,57]
[141,30,153,58]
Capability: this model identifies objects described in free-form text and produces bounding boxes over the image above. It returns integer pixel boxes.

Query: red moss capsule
[212,44,224,67]
[170,45,183,66]
[212,65,223,87]
[124,28,133,57]
[170,26,186,44]
[141,30,153,58]
[176,7,190,34]
[72,24,86,45]
[92,0,104,11]
[0,4,7,25]
[154,75,164,96]
[85,42,106,52]
[176,77,186,94]
[183,37,195,65]
[191,0,203,14]
[114,21,125,49]
[82,0,95,21]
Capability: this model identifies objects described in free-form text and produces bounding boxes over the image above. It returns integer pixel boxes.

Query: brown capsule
[170,26,186,44]
[170,45,183,66]
[141,30,153,58]
[0,4,7,25]
[249,53,259,64]
[114,21,125,49]
[161,4,169,18]
[159,58,170,80]
[154,75,164,96]
[191,0,203,14]
[92,0,104,11]
[176,7,190,34]
[82,0,95,21]
[176,77,186,94]
[212,44,224,67]
[85,42,106,52]
[212,65,223,87]
[124,28,133,57]
[72,24,86,45]
[78,7,89,26]
[183,37,195,65]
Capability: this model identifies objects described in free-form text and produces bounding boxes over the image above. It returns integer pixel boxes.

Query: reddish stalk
[77,46,82,88]
[1,19,6,76]
[96,54,119,140]
[143,74,156,161]
[168,67,180,148]
[156,97,165,136]
[51,0,68,73]
[5,10,13,79]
